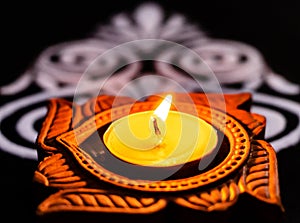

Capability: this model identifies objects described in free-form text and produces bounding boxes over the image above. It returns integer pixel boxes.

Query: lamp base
[33,92,284,223]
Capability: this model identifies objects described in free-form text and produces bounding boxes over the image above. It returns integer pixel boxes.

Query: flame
[153,94,172,121]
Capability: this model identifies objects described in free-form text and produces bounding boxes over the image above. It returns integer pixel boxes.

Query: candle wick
[152,117,161,136]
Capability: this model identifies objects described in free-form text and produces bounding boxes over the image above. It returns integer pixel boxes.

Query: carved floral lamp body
[33,92,284,223]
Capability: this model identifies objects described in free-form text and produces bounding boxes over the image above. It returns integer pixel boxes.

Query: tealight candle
[103,94,218,167]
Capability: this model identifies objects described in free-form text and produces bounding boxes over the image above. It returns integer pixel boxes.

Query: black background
[1,1,300,222]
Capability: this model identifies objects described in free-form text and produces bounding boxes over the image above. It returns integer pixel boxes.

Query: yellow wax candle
[103,95,218,167]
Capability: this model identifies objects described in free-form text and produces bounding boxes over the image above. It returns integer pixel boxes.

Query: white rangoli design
[0,2,299,160]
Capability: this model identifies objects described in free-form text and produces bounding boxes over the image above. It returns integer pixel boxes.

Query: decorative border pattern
[57,102,250,192]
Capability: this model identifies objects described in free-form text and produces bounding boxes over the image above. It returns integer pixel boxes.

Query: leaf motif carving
[34,153,87,189]
[240,140,283,206]
[174,180,239,211]
[45,99,74,140]
[36,189,167,215]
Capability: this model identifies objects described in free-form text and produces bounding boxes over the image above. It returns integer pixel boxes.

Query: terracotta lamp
[33,92,284,223]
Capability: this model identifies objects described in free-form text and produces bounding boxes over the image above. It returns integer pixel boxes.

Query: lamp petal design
[33,93,284,223]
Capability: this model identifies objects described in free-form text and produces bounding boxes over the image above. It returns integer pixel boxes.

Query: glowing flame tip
[153,94,172,121]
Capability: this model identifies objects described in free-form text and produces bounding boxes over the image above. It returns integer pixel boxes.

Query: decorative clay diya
[33,92,284,223]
